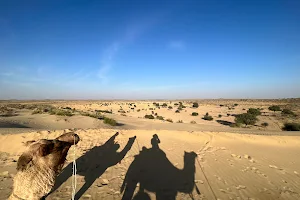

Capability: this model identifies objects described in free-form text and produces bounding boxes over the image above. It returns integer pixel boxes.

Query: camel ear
[37,143,54,157]
[17,153,33,171]
[24,140,36,146]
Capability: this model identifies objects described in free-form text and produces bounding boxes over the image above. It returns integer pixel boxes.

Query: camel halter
[71,137,77,200]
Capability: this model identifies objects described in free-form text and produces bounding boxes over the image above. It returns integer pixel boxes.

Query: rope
[196,158,217,200]
[71,137,77,200]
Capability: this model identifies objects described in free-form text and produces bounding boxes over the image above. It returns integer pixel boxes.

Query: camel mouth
[55,132,80,145]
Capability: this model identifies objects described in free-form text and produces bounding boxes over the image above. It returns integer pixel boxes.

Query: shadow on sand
[121,134,199,200]
[48,132,136,200]
[216,120,233,126]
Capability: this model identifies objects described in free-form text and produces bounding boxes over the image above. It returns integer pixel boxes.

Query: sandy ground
[1,129,300,200]
[0,100,300,199]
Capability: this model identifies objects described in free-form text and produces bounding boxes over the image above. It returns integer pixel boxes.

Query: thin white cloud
[168,40,186,50]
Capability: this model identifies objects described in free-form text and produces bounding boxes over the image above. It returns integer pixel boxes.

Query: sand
[0,129,300,200]
[0,100,300,199]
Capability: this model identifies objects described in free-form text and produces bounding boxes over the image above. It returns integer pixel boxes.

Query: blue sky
[0,0,299,99]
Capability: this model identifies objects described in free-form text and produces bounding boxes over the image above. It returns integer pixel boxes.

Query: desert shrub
[137,109,141,112]
[268,105,281,112]
[32,109,43,114]
[174,103,179,106]
[227,113,230,116]
[220,104,224,107]
[218,114,222,118]
[149,108,154,110]
[95,109,112,114]
[177,120,183,123]
[178,107,183,111]
[162,103,168,107]
[152,111,154,114]
[121,113,127,116]
[155,113,158,116]
[247,108,261,116]
[242,108,246,110]
[233,103,238,106]
[181,105,186,108]
[145,114,155,119]
[281,109,296,116]
[192,102,199,108]
[156,116,164,120]
[234,113,257,126]
[168,106,173,109]
[261,122,269,127]
[175,110,180,113]
[203,113,213,121]
[190,120,196,124]
[191,112,199,116]
[55,109,74,116]
[166,118,173,123]
[103,117,117,126]
[282,123,300,131]
[65,107,72,110]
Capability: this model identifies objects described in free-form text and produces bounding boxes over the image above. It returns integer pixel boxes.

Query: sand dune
[1,129,300,200]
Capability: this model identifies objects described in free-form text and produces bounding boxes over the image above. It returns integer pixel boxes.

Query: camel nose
[73,134,80,144]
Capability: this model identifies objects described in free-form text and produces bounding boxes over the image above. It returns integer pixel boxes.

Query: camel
[9,132,80,200]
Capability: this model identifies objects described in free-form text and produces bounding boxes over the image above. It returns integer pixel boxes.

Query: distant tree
[235,113,257,127]
[282,123,300,131]
[247,108,261,116]
[268,105,281,112]
[281,109,296,116]
[203,112,213,121]
[162,103,168,107]
[192,102,199,108]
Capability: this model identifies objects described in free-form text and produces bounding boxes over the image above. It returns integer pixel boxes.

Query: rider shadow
[121,134,199,200]
[48,132,136,200]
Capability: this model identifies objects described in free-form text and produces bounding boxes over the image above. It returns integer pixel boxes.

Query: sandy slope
[1,129,300,200]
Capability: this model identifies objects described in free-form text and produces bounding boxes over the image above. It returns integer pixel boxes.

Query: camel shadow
[121,134,199,200]
[48,132,136,200]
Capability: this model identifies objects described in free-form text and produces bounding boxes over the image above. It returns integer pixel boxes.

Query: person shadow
[47,132,136,200]
[121,134,199,200]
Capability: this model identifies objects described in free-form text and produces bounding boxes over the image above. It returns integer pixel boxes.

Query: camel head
[184,151,197,164]
[17,132,80,172]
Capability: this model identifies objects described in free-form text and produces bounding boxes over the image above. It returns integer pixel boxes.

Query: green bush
[234,113,257,126]
[174,103,179,106]
[166,118,173,123]
[233,103,238,107]
[145,114,155,119]
[55,110,74,116]
[268,105,281,112]
[177,120,183,123]
[261,122,269,127]
[156,116,164,120]
[162,103,168,107]
[103,117,117,126]
[282,123,300,131]
[203,113,213,121]
[190,120,196,124]
[192,102,199,108]
[168,106,173,109]
[191,112,199,116]
[281,109,296,116]
[247,108,261,116]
